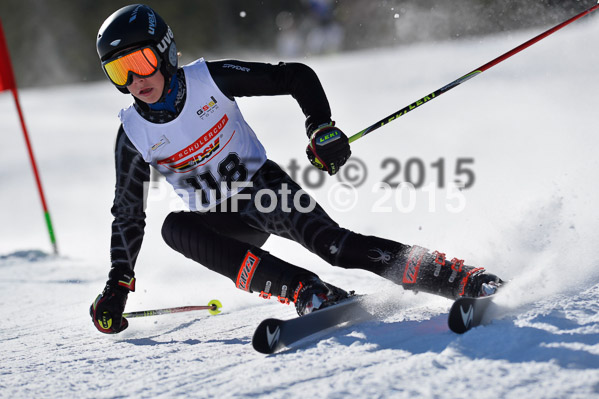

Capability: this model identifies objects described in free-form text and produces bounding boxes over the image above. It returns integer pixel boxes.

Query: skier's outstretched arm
[207,60,331,133]
[90,126,149,334]
[207,60,350,175]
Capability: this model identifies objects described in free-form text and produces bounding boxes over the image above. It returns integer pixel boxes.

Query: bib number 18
[184,153,248,206]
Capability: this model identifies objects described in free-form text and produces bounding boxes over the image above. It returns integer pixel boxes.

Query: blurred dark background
[0,0,595,88]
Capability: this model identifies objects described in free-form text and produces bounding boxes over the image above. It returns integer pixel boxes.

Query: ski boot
[385,245,504,300]
[294,277,351,316]
[461,268,503,297]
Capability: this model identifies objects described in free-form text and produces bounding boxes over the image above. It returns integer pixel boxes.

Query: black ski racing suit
[108,60,495,304]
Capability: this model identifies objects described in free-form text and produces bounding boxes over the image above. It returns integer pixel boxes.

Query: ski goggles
[102,46,160,88]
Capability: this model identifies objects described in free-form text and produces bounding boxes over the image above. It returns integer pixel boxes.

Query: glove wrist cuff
[107,268,136,292]
[307,121,335,137]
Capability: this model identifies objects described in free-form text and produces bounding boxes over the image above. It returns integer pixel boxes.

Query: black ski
[252,296,373,354]
[447,295,496,333]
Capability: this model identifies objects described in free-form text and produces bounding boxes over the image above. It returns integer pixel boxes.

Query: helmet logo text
[147,9,156,35]
[157,27,174,53]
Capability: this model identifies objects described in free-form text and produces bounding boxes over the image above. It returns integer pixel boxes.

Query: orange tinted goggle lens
[103,47,158,87]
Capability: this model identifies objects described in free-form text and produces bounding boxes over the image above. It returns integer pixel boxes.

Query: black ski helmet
[97,4,177,93]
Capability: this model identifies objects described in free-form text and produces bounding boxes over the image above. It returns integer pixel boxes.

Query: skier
[90,4,503,334]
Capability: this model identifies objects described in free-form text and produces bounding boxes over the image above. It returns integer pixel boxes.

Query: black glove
[90,284,130,334]
[90,270,135,334]
[306,123,351,176]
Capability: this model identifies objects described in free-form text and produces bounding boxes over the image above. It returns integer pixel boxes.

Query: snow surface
[2,17,599,399]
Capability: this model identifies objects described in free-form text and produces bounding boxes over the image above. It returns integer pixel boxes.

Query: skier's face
[127,71,165,104]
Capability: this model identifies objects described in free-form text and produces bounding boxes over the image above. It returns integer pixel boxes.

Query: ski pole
[349,3,599,143]
[123,299,222,318]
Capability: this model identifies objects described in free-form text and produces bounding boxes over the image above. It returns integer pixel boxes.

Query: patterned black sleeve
[108,125,150,283]
[206,60,332,135]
